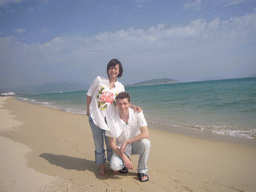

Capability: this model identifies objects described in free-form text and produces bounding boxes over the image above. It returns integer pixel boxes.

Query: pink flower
[99,91,114,103]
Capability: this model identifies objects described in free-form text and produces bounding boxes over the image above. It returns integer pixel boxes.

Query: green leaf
[102,105,107,110]
[98,101,102,108]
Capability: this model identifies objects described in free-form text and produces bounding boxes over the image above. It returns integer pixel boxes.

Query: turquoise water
[18,77,256,140]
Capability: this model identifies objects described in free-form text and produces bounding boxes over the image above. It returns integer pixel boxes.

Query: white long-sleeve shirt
[87,76,125,130]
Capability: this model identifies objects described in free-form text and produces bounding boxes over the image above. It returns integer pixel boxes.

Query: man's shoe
[138,173,149,182]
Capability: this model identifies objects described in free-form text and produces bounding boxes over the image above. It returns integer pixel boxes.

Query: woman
[86,59,140,176]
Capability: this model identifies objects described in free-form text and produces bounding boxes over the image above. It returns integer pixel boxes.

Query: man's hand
[120,140,133,170]
[121,140,129,154]
[122,154,133,170]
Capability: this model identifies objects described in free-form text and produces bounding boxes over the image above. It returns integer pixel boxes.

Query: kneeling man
[106,92,150,182]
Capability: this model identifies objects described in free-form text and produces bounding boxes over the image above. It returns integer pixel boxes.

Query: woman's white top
[87,76,125,130]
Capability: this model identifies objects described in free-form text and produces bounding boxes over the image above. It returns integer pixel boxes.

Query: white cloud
[184,0,201,11]
[135,0,152,8]
[4,11,256,56]
[208,18,220,30]
[224,0,249,7]
[1,11,256,87]
[15,28,26,33]
[135,0,152,4]
[0,0,22,6]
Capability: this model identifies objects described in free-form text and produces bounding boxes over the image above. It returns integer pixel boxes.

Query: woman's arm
[86,95,92,116]
[86,77,101,116]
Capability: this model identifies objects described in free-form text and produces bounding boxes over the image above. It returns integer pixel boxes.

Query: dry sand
[0,97,256,192]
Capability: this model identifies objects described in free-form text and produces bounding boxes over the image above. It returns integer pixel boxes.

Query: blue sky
[1,0,256,88]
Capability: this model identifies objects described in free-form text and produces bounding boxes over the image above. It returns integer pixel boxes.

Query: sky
[1,0,256,88]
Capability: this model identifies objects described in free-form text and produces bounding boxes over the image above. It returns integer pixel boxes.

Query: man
[106,92,150,182]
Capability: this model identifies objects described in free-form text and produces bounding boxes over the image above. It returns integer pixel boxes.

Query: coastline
[0,97,256,191]
[149,121,256,148]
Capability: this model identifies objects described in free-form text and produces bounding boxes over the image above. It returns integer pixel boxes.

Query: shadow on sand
[39,153,96,172]
[39,153,138,180]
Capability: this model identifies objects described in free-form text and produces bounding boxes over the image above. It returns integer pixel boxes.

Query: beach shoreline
[149,121,256,148]
[1,97,256,191]
[15,94,256,148]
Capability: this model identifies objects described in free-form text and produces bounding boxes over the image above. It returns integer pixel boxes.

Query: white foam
[149,117,256,140]
[212,129,256,139]
[64,108,86,115]
[16,96,87,116]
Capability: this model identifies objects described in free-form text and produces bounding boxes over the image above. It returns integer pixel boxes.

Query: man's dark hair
[107,59,123,78]
[116,92,131,103]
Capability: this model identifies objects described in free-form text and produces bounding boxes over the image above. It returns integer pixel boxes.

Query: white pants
[110,139,150,174]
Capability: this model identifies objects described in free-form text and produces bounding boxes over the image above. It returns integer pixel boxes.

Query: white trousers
[110,139,150,174]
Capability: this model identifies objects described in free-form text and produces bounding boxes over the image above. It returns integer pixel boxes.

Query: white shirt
[106,107,148,156]
[87,76,125,130]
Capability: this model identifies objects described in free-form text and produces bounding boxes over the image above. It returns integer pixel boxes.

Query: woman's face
[108,64,120,78]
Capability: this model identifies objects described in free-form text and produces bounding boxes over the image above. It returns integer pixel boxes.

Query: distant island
[131,78,179,87]
[250,74,256,77]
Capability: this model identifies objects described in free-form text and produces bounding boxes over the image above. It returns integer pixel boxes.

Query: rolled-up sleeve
[105,130,114,137]
[137,111,148,127]
[87,76,100,97]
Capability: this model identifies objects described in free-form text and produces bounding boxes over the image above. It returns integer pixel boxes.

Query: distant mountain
[132,78,179,86]
[1,82,90,95]
[250,74,256,77]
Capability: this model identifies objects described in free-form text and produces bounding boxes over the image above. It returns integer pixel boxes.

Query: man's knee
[110,153,124,171]
[141,139,151,150]
[110,161,120,171]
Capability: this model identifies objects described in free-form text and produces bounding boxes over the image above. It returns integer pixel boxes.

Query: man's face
[116,98,130,114]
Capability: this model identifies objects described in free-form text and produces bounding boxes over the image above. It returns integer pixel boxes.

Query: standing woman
[86,59,125,176]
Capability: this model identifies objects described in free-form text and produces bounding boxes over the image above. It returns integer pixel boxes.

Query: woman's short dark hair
[116,92,131,103]
[107,59,123,78]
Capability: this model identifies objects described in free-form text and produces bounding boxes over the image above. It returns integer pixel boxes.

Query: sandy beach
[0,97,256,192]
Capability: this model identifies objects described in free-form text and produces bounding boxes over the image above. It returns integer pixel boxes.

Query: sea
[17,77,256,144]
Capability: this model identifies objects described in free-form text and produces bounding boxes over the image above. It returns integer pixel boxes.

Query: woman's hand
[131,105,142,113]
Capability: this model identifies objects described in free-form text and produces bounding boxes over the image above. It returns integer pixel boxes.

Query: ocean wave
[16,97,86,115]
[212,129,256,139]
[186,124,256,139]
[17,94,256,139]
[63,108,86,115]
[148,118,256,140]
[17,97,55,108]
[216,101,240,108]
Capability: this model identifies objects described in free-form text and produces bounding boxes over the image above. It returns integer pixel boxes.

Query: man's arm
[120,126,149,154]
[109,137,133,170]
